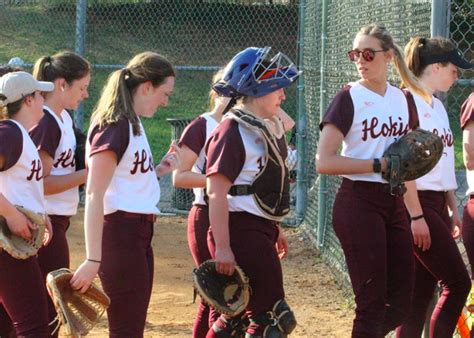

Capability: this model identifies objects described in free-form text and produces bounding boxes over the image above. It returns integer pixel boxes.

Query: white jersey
[43,106,79,215]
[87,119,160,215]
[460,93,474,196]
[191,113,219,205]
[413,93,457,191]
[0,120,45,214]
[321,81,415,183]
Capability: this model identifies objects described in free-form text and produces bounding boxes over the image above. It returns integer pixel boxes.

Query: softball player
[70,52,181,338]
[173,69,229,338]
[316,24,431,337]
[0,71,54,337]
[29,51,90,336]
[461,93,474,279]
[205,46,299,337]
[396,37,472,337]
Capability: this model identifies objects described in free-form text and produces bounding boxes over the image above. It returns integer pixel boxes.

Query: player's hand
[43,215,53,246]
[70,260,100,293]
[276,226,289,259]
[5,208,33,240]
[214,246,236,276]
[411,218,431,251]
[156,141,182,176]
[451,213,462,239]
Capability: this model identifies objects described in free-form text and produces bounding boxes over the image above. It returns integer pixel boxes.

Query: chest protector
[227,109,290,220]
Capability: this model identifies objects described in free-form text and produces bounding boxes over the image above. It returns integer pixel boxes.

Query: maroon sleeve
[88,119,129,164]
[319,85,354,136]
[29,111,61,158]
[460,93,474,130]
[178,116,206,156]
[0,121,23,171]
[205,119,245,183]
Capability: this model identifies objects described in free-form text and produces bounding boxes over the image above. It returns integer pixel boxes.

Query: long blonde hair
[91,52,175,136]
[357,24,431,103]
[208,68,224,111]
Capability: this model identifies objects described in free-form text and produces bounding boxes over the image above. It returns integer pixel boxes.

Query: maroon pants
[36,214,71,338]
[397,191,471,338]
[0,252,49,337]
[207,211,284,335]
[333,179,415,338]
[0,303,14,338]
[99,210,155,338]
[188,204,219,338]
[462,196,474,278]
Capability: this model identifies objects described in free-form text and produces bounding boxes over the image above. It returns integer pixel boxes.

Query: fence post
[295,0,307,224]
[316,0,328,249]
[74,0,87,130]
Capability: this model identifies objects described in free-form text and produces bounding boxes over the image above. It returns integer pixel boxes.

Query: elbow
[315,156,331,174]
[465,159,474,171]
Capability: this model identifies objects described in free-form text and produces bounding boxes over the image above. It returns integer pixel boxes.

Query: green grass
[0,2,298,161]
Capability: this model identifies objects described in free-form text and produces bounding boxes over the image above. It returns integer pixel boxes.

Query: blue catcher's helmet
[213,47,300,98]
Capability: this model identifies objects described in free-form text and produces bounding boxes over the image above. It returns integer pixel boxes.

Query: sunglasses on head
[348,48,387,62]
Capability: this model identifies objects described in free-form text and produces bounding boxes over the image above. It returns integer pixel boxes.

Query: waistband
[108,210,156,223]
[341,178,392,194]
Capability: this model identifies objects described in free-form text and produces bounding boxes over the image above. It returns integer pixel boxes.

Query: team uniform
[87,117,159,338]
[0,120,49,337]
[461,93,474,277]
[178,113,220,337]
[320,81,417,337]
[205,110,290,336]
[397,92,471,337]
[29,106,80,336]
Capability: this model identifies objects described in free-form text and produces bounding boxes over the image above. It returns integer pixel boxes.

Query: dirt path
[68,210,353,337]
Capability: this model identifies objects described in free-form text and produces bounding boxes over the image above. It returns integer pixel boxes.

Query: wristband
[373,158,381,173]
[411,214,424,221]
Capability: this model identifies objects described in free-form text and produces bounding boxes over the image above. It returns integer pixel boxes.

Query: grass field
[0,1,298,160]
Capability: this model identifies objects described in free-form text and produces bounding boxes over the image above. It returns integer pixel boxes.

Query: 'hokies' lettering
[27,159,43,181]
[361,116,410,141]
[54,149,75,168]
[432,128,454,147]
[130,149,154,175]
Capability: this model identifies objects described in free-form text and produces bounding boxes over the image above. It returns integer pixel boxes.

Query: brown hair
[91,51,175,136]
[0,65,28,119]
[404,36,456,77]
[33,51,90,86]
[357,24,431,103]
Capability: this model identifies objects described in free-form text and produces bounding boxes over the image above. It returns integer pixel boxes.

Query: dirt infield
[68,210,352,337]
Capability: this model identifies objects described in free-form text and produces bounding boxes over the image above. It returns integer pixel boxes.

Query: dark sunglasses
[348,48,387,62]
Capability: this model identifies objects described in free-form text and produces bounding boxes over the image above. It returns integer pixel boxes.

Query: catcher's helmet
[213,47,300,98]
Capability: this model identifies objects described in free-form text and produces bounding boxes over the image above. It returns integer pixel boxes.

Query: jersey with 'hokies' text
[179,112,219,206]
[88,118,160,215]
[412,92,456,191]
[321,81,417,183]
[0,120,45,214]
[29,106,79,215]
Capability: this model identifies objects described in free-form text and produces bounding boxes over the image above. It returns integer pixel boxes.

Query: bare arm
[445,190,461,236]
[463,122,474,170]
[172,145,205,189]
[207,173,235,275]
[403,180,431,251]
[39,150,87,195]
[71,150,117,292]
[316,124,387,175]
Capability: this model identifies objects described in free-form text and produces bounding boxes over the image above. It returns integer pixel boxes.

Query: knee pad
[246,299,297,338]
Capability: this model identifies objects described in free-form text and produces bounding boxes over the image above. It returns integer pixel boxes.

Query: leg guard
[246,299,297,338]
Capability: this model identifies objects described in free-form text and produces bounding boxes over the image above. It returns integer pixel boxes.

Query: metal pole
[74,0,87,130]
[316,0,328,249]
[295,0,307,225]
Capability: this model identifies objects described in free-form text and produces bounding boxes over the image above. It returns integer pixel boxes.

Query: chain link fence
[0,0,299,211]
